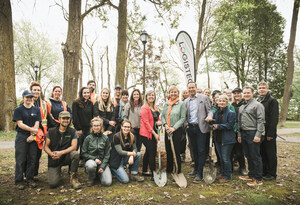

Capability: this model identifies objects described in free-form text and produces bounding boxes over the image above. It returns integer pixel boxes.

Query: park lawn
[0,141,299,205]
[278,121,300,129]
[0,131,16,141]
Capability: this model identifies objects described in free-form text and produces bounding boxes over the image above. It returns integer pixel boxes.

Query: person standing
[13,90,41,189]
[231,87,247,176]
[238,86,265,186]
[185,82,213,183]
[82,117,112,187]
[94,88,116,141]
[110,120,144,183]
[44,111,81,189]
[114,90,129,133]
[47,86,72,129]
[257,81,279,181]
[113,85,122,107]
[180,89,190,162]
[213,95,236,183]
[87,80,99,104]
[161,86,186,173]
[123,89,143,152]
[29,82,50,179]
[140,90,162,176]
[72,87,94,163]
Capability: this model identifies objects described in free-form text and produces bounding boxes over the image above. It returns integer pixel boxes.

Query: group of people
[13,79,278,190]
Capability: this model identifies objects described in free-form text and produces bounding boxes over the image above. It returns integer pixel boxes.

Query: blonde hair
[218,94,229,102]
[90,117,104,133]
[98,88,113,112]
[145,90,156,109]
[168,86,180,95]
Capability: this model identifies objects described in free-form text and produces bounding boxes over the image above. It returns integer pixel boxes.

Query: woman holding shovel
[212,95,236,183]
[161,86,186,174]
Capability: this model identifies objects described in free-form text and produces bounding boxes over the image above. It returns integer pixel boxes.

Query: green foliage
[210,0,286,90]
[14,21,63,97]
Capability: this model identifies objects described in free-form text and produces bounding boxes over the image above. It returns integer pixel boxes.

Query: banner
[175,31,196,84]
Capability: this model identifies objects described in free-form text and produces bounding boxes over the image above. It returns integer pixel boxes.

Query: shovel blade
[153,171,167,187]
[172,173,187,188]
[203,165,217,184]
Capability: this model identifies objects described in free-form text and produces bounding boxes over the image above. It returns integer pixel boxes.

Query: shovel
[153,142,167,187]
[203,128,217,184]
[169,133,187,188]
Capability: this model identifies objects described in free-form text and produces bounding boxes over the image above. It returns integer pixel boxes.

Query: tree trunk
[279,0,299,126]
[194,0,206,81]
[106,46,110,89]
[62,0,82,105]
[79,56,83,88]
[115,0,127,88]
[100,52,104,90]
[0,0,17,131]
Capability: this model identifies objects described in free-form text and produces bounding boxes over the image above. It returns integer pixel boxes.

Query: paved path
[1,128,299,150]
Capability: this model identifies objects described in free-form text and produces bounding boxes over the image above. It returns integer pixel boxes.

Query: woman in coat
[212,95,236,183]
[140,90,162,176]
[110,120,144,183]
[161,86,186,173]
[81,117,112,187]
[94,88,116,141]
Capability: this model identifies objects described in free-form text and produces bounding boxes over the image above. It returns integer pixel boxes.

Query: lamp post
[34,61,39,82]
[140,30,148,97]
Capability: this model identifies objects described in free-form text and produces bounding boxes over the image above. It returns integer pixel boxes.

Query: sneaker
[219,178,230,183]
[239,176,254,181]
[239,168,248,176]
[16,183,26,190]
[247,180,263,186]
[87,178,94,187]
[188,171,196,176]
[27,181,37,188]
[130,174,144,182]
[263,175,276,181]
[193,175,203,183]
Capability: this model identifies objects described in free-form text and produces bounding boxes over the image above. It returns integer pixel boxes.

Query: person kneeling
[110,120,144,183]
[44,111,81,189]
[81,117,112,187]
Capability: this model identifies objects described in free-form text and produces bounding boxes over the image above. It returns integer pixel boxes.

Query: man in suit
[185,82,213,183]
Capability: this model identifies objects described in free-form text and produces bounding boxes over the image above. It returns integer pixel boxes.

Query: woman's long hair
[129,89,143,112]
[75,87,89,108]
[98,88,113,112]
[145,90,156,110]
[90,117,104,134]
[119,120,134,147]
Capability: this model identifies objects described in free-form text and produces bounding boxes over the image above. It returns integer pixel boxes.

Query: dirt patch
[0,141,299,205]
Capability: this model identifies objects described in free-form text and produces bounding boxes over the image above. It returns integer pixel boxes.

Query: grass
[278,121,300,129]
[0,131,16,141]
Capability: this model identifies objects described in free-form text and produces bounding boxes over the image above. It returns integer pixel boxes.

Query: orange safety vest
[40,98,48,135]
[90,92,99,104]
[113,97,120,107]
[47,100,67,124]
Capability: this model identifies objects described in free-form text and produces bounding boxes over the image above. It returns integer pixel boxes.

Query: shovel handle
[169,134,179,174]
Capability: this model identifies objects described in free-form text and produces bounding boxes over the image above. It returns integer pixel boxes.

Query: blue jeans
[241,130,263,181]
[85,160,112,186]
[215,142,234,179]
[187,126,209,178]
[111,152,142,183]
[15,132,37,184]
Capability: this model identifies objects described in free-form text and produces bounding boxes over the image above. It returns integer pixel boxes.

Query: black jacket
[94,101,115,131]
[257,92,279,138]
[72,100,94,131]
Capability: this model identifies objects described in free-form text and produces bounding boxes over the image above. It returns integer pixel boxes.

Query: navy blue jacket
[213,107,237,145]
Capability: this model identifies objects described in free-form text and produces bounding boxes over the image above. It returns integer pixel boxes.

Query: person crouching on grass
[81,117,112,187]
[109,120,144,183]
[44,111,81,189]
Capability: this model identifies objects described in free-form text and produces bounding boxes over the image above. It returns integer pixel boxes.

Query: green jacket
[161,100,186,130]
[81,133,110,170]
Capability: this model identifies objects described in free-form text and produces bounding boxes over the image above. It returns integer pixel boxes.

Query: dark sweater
[93,101,115,131]
[47,98,72,128]
[72,100,94,131]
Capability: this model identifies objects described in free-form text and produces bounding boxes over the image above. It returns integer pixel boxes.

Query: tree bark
[279,0,299,126]
[115,0,127,88]
[62,0,82,105]
[0,0,17,131]
[106,46,110,89]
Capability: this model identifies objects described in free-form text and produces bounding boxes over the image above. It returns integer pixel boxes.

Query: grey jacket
[238,99,265,138]
[123,103,141,128]
[161,101,186,130]
[184,93,213,133]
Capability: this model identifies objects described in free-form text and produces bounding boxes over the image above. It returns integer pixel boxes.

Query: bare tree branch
[81,0,107,20]
[107,0,119,10]
[51,0,69,21]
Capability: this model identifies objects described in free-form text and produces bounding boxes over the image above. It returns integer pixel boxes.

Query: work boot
[130,174,144,182]
[70,172,81,189]
[87,178,94,187]
[239,168,248,176]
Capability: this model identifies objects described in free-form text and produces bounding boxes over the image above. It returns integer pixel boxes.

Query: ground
[0,122,299,204]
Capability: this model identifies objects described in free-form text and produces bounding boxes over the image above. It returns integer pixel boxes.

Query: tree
[14,21,63,97]
[279,0,300,125]
[0,0,17,131]
[61,0,107,105]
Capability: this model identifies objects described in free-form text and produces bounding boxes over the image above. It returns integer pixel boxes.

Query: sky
[11,0,300,96]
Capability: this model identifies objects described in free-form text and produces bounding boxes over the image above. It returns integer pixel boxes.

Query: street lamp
[140,30,148,97]
[34,61,39,82]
